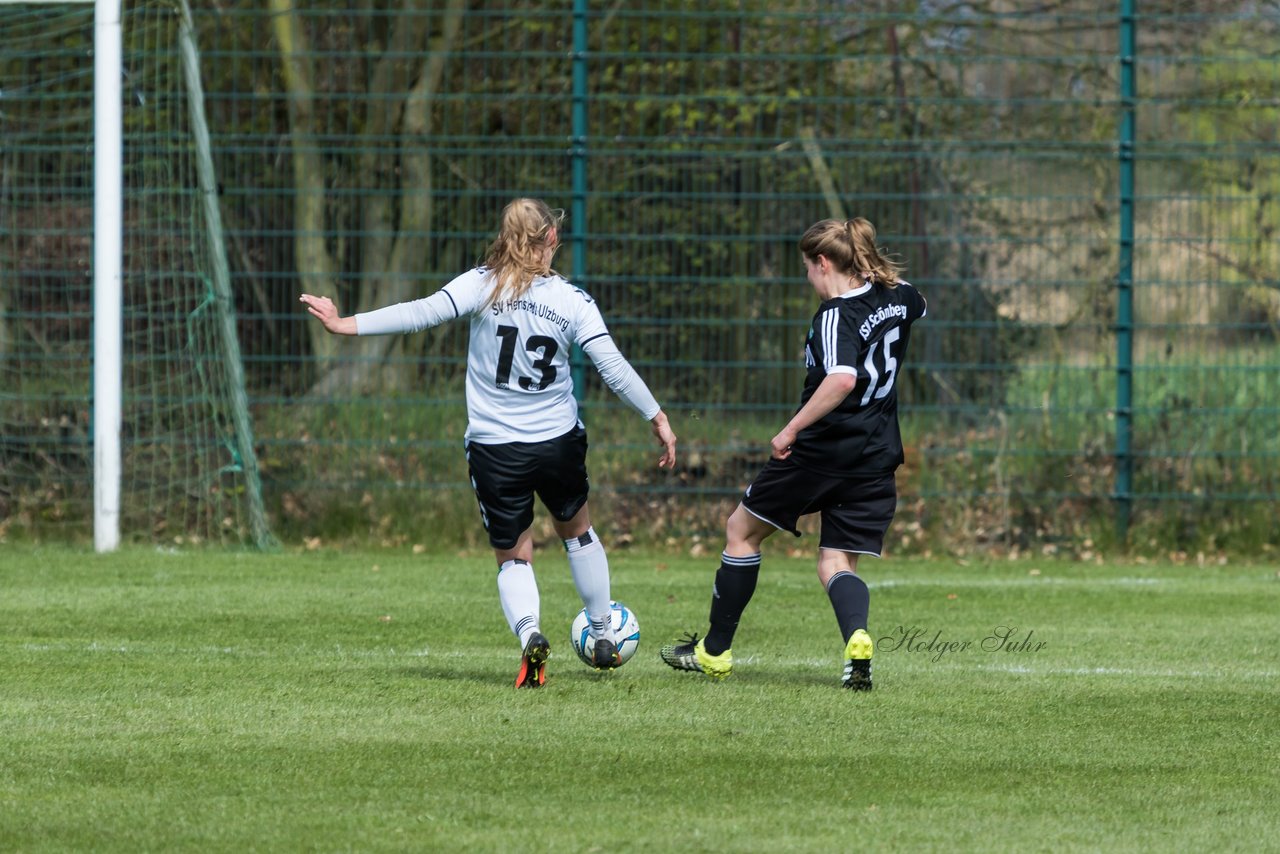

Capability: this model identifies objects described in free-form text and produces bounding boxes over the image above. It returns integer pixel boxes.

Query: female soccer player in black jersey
[301,198,677,688]
[661,217,926,690]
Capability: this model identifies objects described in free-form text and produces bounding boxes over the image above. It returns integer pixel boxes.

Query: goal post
[0,0,275,550]
[94,0,123,552]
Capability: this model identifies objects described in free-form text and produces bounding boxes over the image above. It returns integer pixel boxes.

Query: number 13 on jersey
[494,325,560,391]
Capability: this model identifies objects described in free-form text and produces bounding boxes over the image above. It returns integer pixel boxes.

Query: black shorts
[741,457,897,556]
[465,425,590,550]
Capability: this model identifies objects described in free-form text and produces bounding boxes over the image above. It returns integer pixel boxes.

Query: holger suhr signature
[878,625,1047,663]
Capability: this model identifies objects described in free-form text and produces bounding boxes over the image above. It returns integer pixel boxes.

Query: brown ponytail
[799,217,904,287]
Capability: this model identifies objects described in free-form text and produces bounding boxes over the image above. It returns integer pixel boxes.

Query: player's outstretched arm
[650,410,677,469]
[581,335,676,468]
[299,294,357,336]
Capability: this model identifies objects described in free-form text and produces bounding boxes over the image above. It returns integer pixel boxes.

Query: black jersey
[787,280,927,477]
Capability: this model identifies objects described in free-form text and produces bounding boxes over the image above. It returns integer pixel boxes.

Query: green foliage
[2,547,1278,851]
[1171,20,1280,334]
[910,341,1280,556]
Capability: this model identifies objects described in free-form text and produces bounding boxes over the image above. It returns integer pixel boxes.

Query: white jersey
[355,267,653,444]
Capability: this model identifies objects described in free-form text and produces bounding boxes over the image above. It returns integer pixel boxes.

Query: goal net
[0,0,274,548]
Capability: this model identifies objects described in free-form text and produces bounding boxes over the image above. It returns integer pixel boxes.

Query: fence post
[570,0,588,399]
[1115,0,1137,543]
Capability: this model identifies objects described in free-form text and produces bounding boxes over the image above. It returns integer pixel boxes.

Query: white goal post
[2,0,274,551]
[94,0,124,553]
[2,0,122,550]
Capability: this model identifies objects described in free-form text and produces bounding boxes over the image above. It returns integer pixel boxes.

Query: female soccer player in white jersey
[661,217,926,690]
[300,198,677,688]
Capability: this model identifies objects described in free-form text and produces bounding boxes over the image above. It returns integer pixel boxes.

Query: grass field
[2,545,1278,852]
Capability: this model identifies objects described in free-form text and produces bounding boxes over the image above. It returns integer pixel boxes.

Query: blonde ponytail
[483,198,565,306]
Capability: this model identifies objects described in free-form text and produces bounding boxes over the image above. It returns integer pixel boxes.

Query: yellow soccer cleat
[660,633,733,679]
[842,628,874,691]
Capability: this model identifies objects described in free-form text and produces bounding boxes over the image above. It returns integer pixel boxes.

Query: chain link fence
[3,1,1277,554]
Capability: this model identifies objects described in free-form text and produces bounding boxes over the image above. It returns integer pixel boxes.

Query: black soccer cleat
[515,632,550,688]
[591,637,621,670]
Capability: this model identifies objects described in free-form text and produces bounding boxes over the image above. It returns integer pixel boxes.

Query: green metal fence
[3,1,1277,554]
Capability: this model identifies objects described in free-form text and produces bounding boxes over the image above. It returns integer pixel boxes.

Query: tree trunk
[298,0,468,398]
[269,0,339,373]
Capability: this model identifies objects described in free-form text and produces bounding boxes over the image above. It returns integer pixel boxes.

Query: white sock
[564,527,611,640]
[497,559,540,649]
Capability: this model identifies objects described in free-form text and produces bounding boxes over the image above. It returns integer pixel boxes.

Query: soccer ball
[569,601,640,667]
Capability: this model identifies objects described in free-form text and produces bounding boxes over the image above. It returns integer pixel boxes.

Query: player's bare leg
[725,502,776,556]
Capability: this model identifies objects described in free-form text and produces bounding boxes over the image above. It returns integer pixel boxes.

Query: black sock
[704,552,760,655]
[826,571,869,644]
